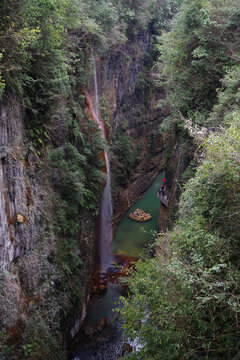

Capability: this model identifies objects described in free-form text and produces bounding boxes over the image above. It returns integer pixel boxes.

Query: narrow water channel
[113,172,165,258]
[71,172,164,360]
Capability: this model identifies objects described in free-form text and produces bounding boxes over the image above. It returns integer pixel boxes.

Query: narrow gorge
[0,1,240,359]
[0,3,178,357]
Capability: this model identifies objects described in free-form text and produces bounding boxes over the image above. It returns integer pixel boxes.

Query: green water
[86,284,122,327]
[112,172,165,258]
[72,172,165,359]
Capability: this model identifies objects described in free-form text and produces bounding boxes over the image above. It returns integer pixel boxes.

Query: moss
[21,310,64,360]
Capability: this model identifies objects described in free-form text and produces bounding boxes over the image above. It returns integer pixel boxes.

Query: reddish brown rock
[92,285,100,295]
[97,317,107,332]
[83,324,95,337]
[122,343,133,355]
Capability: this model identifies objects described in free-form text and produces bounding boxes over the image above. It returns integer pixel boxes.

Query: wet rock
[96,334,109,343]
[92,283,107,295]
[83,324,95,337]
[99,271,107,279]
[92,285,100,295]
[97,317,107,332]
[122,343,133,355]
[70,305,87,339]
[129,208,152,222]
[106,263,120,276]
[99,284,107,293]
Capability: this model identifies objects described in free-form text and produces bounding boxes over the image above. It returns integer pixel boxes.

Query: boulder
[17,214,24,223]
[83,324,95,337]
[92,285,100,295]
[129,208,152,222]
[122,343,133,355]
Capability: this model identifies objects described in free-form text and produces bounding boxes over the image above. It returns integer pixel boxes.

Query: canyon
[0,25,184,358]
[1,1,238,359]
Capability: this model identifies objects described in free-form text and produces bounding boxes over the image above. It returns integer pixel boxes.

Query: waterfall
[99,151,113,271]
[87,56,113,271]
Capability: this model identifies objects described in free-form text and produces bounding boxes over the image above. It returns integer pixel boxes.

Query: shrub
[120,113,240,359]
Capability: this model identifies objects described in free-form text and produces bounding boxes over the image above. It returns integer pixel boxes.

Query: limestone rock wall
[0,96,97,356]
[0,99,44,269]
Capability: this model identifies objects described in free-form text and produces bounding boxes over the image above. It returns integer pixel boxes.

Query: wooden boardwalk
[157,186,169,207]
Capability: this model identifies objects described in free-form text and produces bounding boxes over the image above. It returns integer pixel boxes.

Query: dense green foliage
[22,311,63,360]
[121,113,240,360]
[111,120,139,188]
[158,0,240,125]
[120,1,240,359]
[0,0,179,109]
[49,135,105,290]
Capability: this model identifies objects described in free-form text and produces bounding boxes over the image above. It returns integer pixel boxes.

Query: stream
[71,172,164,360]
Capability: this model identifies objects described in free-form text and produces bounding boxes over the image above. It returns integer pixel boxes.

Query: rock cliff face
[99,29,173,229]
[0,100,41,268]
[99,30,191,233]
[97,28,191,235]
[158,139,194,233]
[0,95,97,356]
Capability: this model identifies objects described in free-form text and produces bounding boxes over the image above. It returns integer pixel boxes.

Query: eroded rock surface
[129,208,152,222]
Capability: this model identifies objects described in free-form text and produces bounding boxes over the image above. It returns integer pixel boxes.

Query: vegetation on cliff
[120,0,240,359]
[0,0,177,359]
[158,0,240,126]
[1,0,239,359]
[121,114,240,359]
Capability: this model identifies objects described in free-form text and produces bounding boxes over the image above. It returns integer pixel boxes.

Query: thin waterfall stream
[86,56,113,271]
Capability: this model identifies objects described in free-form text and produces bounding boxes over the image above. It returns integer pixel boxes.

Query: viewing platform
[158,192,169,207]
[157,178,169,207]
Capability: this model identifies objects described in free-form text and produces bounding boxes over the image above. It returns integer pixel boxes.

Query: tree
[120,111,240,359]
[158,0,240,126]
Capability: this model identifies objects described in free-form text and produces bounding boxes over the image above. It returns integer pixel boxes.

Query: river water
[113,172,165,258]
[71,172,164,360]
